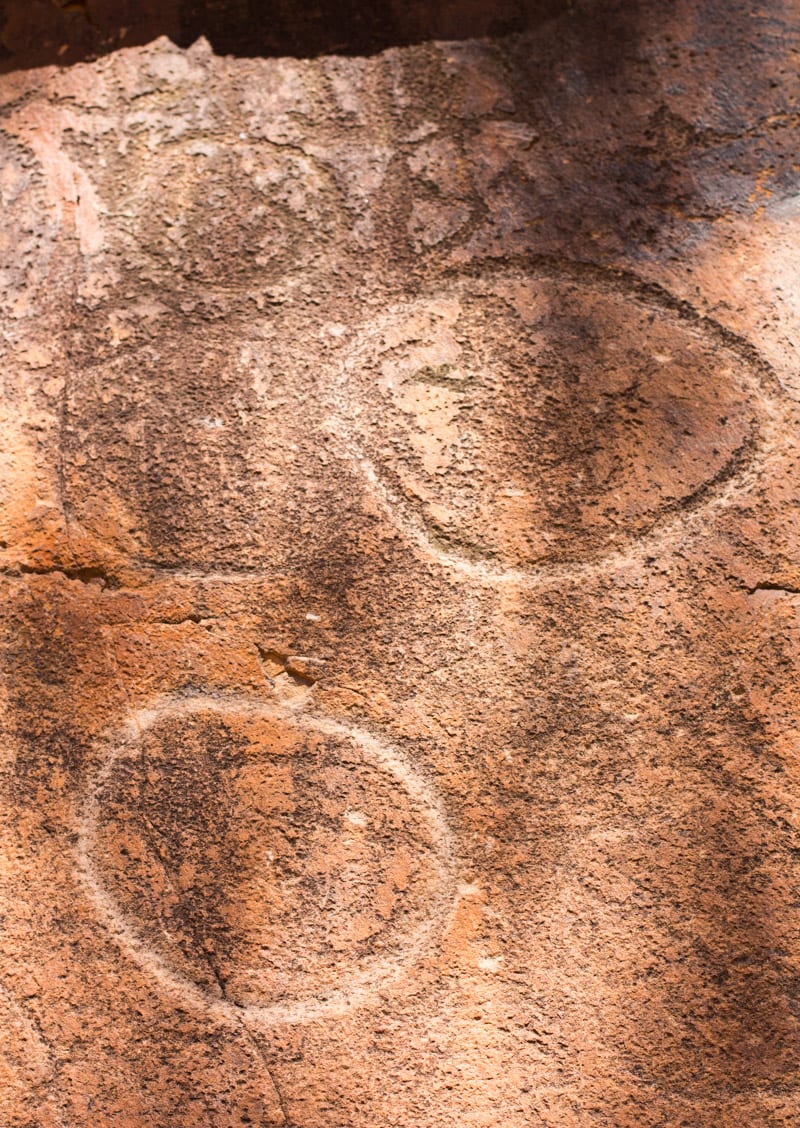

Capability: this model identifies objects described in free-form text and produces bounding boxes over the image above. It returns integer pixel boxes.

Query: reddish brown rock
[2,4,800,1125]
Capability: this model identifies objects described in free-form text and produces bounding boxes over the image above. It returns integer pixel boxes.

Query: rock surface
[2,3,800,1124]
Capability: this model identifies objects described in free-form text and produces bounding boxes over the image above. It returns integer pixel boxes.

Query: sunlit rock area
[2,2,800,1124]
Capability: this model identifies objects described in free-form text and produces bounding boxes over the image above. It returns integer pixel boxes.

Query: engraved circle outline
[329,259,784,584]
[76,695,459,1028]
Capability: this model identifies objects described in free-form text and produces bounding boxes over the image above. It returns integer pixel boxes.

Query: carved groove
[76,696,458,1028]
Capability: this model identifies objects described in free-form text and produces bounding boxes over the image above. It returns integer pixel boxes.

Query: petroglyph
[332,262,783,583]
[76,695,458,1027]
[5,18,800,1126]
[45,260,785,590]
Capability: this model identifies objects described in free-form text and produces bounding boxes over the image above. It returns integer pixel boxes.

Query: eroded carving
[333,263,781,580]
[77,696,457,1026]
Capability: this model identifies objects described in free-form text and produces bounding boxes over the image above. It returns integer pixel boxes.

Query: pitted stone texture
[82,698,455,1021]
[3,5,800,1128]
[337,268,765,570]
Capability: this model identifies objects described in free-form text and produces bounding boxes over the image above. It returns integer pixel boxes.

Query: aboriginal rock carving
[46,257,786,584]
[333,264,783,578]
[78,696,457,1026]
[3,6,800,1128]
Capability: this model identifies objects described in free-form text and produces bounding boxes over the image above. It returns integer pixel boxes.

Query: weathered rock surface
[2,3,800,1124]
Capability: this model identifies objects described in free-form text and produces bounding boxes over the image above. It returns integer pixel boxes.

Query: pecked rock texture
[2,3,800,1125]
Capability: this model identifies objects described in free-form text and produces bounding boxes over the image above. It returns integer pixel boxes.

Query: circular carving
[77,697,456,1025]
[336,267,771,574]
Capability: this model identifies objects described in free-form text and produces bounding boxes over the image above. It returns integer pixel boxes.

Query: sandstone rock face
[2,4,800,1125]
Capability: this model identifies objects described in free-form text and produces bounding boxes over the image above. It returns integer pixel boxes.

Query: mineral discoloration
[2,4,800,1126]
